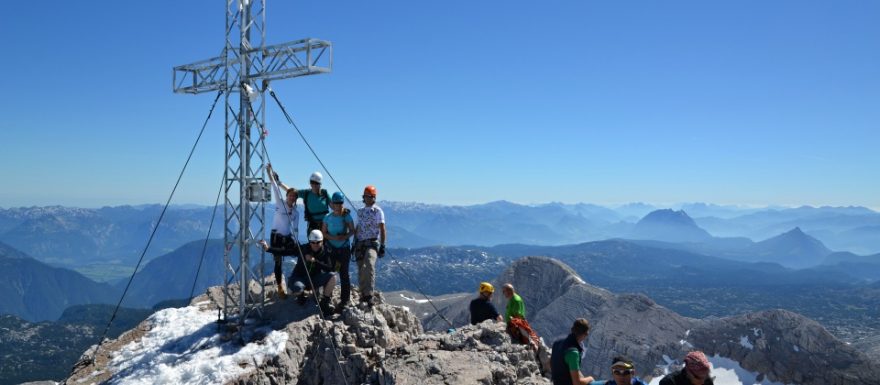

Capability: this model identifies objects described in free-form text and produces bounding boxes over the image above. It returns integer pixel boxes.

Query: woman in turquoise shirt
[322,192,356,310]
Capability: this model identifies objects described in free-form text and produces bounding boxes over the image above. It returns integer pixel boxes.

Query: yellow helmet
[479,282,495,294]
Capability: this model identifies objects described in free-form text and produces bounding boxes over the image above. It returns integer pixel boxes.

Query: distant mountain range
[0,205,220,270]
[630,223,836,269]
[119,239,251,308]
[0,241,118,321]
[2,202,879,277]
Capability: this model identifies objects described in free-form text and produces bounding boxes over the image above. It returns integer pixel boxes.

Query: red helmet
[363,185,377,197]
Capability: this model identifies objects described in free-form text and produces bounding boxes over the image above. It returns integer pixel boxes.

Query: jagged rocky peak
[492,256,588,312]
[64,282,549,385]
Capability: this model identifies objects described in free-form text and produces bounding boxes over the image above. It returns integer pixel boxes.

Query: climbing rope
[267,88,358,209]
[89,89,224,363]
[387,249,455,329]
[188,174,224,301]
[255,127,351,385]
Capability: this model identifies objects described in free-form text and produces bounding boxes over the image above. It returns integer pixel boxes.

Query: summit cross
[172,0,332,328]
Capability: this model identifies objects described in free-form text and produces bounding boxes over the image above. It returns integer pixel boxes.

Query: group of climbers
[469,283,713,385]
[548,317,712,385]
[259,164,386,315]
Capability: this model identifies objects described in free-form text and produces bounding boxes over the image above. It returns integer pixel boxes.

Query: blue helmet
[331,192,345,203]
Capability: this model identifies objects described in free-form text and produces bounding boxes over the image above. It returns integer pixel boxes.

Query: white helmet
[308,229,324,242]
[310,171,323,184]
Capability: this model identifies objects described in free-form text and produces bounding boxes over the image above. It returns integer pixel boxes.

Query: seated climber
[260,229,336,317]
[470,282,503,325]
[502,283,540,350]
[589,355,648,385]
[550,318,594,385]
[659,351,714,385]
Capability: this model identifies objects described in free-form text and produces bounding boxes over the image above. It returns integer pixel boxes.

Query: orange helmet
[363,185,378,197]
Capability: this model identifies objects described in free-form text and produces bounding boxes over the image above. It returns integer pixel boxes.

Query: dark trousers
[270,231,293,287]
[306,220,323,234]
[329,244,351,305]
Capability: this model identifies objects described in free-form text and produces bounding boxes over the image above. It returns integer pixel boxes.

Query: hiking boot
[335,301,349,314]
[319,297,335,318]
[277,286,288,300]
[296,294,308,306]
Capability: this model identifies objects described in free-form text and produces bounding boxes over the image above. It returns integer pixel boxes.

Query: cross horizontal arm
[173,38,332,94]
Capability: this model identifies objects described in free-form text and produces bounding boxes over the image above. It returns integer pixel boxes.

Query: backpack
[303,188,330,222]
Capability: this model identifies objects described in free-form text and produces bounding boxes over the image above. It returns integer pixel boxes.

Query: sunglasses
[310,241,322,245]
[363,195,376,199]
[612,369,634,376]
[332,201,344,205]
[310,181,321,185]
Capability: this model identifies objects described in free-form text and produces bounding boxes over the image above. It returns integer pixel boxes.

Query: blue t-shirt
[323,211,354,248]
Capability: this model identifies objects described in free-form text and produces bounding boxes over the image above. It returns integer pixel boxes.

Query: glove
[272,171,280,183]
[378,244,386,258]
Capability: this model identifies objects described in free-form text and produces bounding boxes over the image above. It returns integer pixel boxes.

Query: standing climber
[550,318,594,385]
[469,282,503,325]
[263,164,299,299]
[323,192,355,311]
[353,185,386,306]
[502,283,540,350]
[298,171,331,233]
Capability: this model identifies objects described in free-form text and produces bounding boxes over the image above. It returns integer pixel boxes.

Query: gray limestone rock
[63,282,549,385]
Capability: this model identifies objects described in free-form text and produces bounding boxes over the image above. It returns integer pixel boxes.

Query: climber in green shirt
[502,283,526,323]
[502,283,540,350]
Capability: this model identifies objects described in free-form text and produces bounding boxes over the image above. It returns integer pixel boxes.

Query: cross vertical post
[173,0,332,330]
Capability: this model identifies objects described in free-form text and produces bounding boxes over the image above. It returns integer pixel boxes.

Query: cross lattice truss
[172,0,332,326]
[172,38,332,94]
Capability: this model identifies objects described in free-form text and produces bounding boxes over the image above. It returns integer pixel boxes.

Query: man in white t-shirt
[265,164,300,299]
[354,185,386,306]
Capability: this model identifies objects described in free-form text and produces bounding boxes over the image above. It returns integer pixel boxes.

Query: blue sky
[1,1,878,209]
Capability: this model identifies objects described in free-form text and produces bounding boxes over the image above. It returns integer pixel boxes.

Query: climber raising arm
[266,163,292,192]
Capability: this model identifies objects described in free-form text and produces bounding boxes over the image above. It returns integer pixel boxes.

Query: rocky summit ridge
[62,256,880,385]
[63,283,549,385]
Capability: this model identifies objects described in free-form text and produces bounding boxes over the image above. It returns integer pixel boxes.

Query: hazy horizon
[2,200,877,213]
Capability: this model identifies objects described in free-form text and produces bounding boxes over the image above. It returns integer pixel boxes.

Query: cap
[684,351,710,376]
[611,355,634,369]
